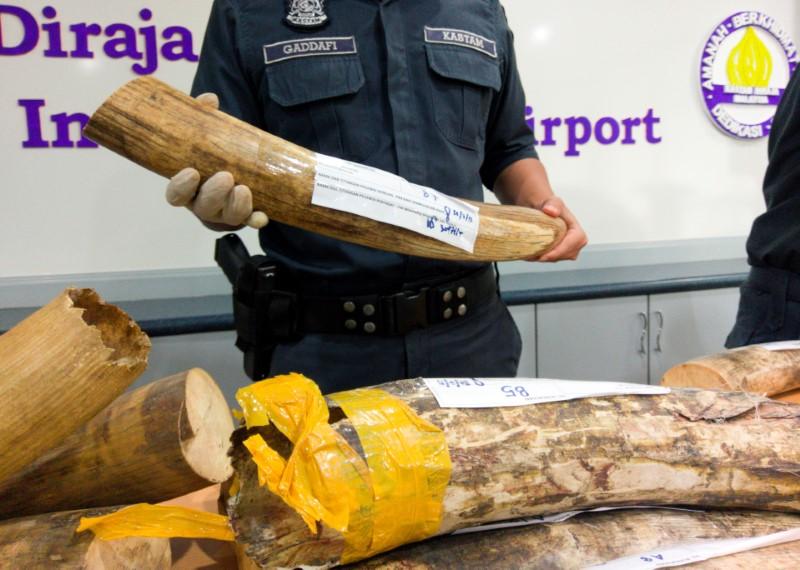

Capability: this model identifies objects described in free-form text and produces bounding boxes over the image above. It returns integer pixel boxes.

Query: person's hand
[531,196,587,262]
[164,93,268,230]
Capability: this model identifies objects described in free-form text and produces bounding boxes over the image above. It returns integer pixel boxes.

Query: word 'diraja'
[1,4,199,149]
[0,5,198,75]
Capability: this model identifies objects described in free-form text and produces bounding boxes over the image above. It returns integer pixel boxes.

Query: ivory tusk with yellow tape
[226,374,800,568]
[233,375,451,564]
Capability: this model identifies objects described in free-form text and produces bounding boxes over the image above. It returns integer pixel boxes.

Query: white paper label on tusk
[756,340,800,352]
[589,527,800,569]
[423,378,670,409]
[454,506,702,535]
[312,153,480,252]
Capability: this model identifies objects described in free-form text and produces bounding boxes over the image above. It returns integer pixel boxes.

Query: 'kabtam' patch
[263,36,357,65]
[424,26,497,58]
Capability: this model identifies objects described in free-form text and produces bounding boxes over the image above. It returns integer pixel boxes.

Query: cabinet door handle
[637,312,648,355]
[654,310,664,353]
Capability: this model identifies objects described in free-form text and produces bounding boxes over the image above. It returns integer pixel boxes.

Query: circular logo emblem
[700,12,798,139]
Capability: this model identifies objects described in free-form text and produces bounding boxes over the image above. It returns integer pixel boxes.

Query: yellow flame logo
[727,27,773,87]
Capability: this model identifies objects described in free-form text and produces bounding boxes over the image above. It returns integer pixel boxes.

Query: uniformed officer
[727,67,800,348]
[166,0,588,391]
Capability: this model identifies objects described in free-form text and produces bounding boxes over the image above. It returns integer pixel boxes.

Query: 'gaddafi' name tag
[263,36,357,64]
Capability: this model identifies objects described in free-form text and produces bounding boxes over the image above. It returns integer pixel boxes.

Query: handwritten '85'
[502,385,530,397]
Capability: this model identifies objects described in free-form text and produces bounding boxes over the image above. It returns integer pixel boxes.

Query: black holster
[215,234,299,381]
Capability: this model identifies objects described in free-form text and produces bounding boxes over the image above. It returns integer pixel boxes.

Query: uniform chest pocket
[425,44,502,150]
[264,55,375,161]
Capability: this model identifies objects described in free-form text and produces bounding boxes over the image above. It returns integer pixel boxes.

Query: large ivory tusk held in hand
[84,77,566,262]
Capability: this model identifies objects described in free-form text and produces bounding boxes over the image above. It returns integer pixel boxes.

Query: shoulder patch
[424,26,498,58]
[263,36,357,64]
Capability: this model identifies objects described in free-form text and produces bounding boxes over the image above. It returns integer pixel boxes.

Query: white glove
[165,93,269,230]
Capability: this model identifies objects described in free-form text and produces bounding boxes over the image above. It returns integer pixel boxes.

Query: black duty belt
[301,265,498,336]
[217,233,499,379]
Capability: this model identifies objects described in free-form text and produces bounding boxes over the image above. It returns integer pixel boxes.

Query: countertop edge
[0,270,748,337]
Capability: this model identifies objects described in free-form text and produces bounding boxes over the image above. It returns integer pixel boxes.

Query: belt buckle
[384,287,430,335]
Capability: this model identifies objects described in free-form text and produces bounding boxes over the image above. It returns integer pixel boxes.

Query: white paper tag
[453,506,702,535]
[589,528,800,569]
[312,153,480,253]
[757,340,800,352]
[423,378,670,409]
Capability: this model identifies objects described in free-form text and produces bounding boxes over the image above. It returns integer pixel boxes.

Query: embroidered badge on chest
[263,36,356,64]
[424,26,497,58]
[285,0,330,30]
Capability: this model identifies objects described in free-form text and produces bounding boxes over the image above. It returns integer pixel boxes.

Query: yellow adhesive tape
[330,388,452,562]
[236,374,373,540]
[236,374,451,563]
[76,504,234,541]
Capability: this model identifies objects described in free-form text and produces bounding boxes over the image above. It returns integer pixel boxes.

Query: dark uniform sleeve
[480,4,539,191]
[191,0,264,128]
[745,67,800,273]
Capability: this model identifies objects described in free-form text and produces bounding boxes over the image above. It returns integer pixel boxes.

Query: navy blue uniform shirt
[192,0,537,295]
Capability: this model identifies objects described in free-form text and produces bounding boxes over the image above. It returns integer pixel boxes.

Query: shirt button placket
[378,2,425,184]
[379,1,428,377]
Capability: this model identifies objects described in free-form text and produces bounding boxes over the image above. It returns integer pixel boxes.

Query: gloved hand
[165,93,269,230]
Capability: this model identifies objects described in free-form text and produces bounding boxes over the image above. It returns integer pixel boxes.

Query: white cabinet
[648,288,740,383]
[535,296,649,383]
[512,287,741,385]
[509,304,536,378]
[129,289,741,399]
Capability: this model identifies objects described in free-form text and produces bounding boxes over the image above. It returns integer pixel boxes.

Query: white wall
[1,0,797,280]
[503,0,798,246]
[0,0,246,279]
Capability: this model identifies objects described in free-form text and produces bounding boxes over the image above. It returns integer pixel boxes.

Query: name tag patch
[263,36,357,64]
[424,26,497,58]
